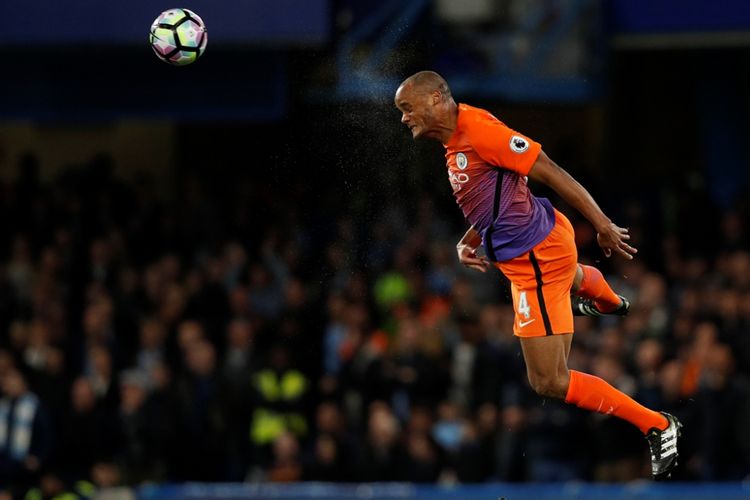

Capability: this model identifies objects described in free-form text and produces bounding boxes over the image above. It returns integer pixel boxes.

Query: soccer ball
[149,8,207,66]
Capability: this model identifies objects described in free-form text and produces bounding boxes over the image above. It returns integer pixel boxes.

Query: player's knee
[528,372,569,399]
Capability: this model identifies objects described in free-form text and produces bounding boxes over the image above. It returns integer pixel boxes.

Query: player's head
[395,70,455,140]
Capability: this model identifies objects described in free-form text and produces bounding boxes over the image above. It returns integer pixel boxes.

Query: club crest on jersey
[510,135,529,153]
[456,153,468,170]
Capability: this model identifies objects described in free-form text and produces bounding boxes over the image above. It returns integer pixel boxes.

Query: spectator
[402,431,442,483]
[356,403,405,481]
[114,369,170,483]
[266,431,302,482]
[454,402,498,483]
[172,339,227,481]
[221,318,257,480]
[447,314,501,411]
[299,401,353,482]
[84,345,117,409]
[134,317,167,376]
[385,317,445,419]
[0,368,53,494]
[222,318,256,385]
[695,343,750,480]
[56,377,118,481]
[303,433,348,482]
[249,344,311,465]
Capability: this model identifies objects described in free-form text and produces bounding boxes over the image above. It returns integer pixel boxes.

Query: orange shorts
[496,210,577,337]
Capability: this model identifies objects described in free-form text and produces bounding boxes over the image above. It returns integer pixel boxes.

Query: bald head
[398,71,452,100]
[395,70,457,142]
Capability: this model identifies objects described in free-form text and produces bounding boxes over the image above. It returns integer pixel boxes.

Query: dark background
[1,0,750,497]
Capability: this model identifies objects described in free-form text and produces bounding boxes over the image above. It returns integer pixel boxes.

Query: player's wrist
[457,243,473,254]
[593,218,612,234]
[460,228,482,248]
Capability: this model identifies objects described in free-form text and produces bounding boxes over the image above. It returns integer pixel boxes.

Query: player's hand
[596,223,637,260]
[457,243,491,272]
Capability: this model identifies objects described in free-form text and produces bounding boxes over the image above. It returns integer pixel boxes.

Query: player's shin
[564,370,668,434]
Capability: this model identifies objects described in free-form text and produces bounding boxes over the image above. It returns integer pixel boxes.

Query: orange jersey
[443,104,555,262]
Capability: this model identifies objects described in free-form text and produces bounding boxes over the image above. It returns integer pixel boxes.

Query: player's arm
[527,151,637,260]
[456,226,490,272]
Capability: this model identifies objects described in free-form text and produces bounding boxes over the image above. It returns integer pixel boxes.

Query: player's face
[394,84,438,140]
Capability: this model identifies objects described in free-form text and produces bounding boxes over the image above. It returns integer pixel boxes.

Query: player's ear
[431,91,441,105]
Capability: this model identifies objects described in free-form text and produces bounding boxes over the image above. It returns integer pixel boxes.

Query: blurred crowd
[1,153,749,497]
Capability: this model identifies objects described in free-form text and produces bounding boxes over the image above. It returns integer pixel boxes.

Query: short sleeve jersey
[443,104,555,262]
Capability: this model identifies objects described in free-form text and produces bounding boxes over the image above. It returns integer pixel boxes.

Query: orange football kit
[442,103,669,437]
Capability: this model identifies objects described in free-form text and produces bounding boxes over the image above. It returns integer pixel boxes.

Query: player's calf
[526,371,570,399]
[573,264,626,315]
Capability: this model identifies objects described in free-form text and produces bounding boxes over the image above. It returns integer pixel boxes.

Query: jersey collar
[443,103,468,149]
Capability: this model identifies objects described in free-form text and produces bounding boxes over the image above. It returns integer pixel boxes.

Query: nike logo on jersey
[518,319,536,328]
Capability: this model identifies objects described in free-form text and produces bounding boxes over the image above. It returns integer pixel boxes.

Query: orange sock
[565,370,668,434]
[577,265,622,312]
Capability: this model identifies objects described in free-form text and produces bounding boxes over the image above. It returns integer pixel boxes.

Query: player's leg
[518,333,572,399]
[503,210,679,478]
[500,209,667,431]
[518,333,664,431]
[519,333,681,479]
[571,263,628,315]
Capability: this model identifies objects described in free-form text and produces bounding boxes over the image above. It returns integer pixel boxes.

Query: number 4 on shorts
[518,291,531,319]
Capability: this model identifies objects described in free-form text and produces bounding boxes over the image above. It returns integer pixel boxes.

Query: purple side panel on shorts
[481,171,555,263]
